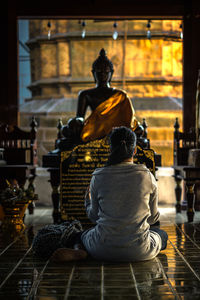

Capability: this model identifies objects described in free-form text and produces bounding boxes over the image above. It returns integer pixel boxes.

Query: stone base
[33,168,52,207]
[156,167,176,206]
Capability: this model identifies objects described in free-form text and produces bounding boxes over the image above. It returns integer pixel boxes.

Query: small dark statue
[58,48,144,150]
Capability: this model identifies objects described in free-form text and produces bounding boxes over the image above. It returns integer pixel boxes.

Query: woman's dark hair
[107,126,137,166]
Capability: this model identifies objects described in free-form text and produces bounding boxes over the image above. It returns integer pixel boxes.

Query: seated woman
[49,126,167,262]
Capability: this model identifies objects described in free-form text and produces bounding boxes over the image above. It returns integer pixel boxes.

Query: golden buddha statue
[59,49,143,150]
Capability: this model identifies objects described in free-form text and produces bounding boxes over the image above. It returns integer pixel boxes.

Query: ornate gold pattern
[61,150,74,162]
[1,201,29,234]
[61,138,110,163]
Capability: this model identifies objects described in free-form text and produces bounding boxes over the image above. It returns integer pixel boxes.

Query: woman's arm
[147,173,160,225]
[84,176,99,223]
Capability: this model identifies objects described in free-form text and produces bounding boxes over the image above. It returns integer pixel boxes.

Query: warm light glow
[24,19,183,167]
[85,151,92,162]
[113,22,118,40]
[113,31,118,40]
[82,29,86,39]
[48,30,51,40]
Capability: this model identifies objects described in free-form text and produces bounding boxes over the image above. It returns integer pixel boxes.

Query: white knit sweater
[81,162,162,261]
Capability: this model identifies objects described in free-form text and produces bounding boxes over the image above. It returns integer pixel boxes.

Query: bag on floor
[32,220,83,259]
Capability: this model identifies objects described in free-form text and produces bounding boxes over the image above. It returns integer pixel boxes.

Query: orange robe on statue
[81,90,138,142]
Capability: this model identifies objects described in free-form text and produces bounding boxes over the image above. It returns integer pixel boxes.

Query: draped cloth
[81,90,138,142]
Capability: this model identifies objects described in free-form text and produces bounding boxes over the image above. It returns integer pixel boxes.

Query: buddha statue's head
[92,49,114,85]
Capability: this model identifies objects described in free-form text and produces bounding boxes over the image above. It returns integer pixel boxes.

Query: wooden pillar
[183,1,200,133]
[1,6,19,126]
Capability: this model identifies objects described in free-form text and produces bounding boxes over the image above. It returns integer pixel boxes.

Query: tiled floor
[0,207,200,299]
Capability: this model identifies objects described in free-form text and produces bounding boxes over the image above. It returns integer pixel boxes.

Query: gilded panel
[57,20,69,33]
[172,42,183,77]
[162,43,173,76]
[58,42,70,76]
[29,20,41,38]
[40,43,57,78]
[30,46,41,81]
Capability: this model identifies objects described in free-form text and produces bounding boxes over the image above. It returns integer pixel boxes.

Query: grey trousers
[150,228,168,250]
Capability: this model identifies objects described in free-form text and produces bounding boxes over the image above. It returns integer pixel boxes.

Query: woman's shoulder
[92,165,123,176]
[132,163,154,175]
[92,166,108,176]
[92,163,149,175]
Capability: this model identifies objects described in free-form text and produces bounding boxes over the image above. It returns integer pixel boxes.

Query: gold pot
[0,198,29,234]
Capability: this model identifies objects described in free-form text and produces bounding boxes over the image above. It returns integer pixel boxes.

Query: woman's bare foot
[50,248,87,262]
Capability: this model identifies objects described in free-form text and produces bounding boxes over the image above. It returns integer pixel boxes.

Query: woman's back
[81,126,166,262]
[93,163,154,226]
[81,163,161,261]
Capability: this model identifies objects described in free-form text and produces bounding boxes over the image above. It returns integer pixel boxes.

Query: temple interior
[1,0,200,299]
